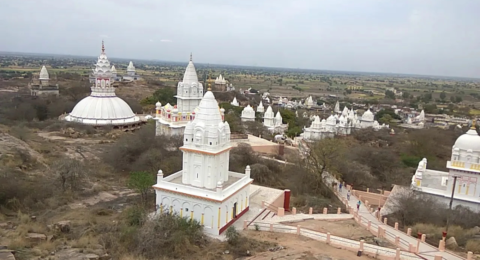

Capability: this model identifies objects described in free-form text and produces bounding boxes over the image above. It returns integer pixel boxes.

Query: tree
[305,138,346,191]
[385,90,396,99]
[128,171,155,205]
[440,91,447,101]
[54,158,89,192]
[224,113,243,134]
[379,114,393,125]
[141,87,177,106]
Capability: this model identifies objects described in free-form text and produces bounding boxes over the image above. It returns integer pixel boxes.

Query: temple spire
[471,119,477,130]
[207,70,212,91]
[101,40,105,53]
[190,53,192,61]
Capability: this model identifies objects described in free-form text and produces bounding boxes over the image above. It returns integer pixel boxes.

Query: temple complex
[411,123,480,211]
[301,107,388,141]
[29,66,59,96]
[64,42,141,129]
[155,54,206,136]
[153,89,253,235]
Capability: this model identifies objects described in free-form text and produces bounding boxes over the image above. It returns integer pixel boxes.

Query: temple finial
[471,119,477,130]
[102,40,105,53]
[190,53,192,61]
[207,70,212,91]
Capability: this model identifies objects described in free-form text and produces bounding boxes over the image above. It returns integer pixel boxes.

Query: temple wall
[155,184,250,235]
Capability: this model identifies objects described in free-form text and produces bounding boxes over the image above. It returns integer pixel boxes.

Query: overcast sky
[1,0,479,78]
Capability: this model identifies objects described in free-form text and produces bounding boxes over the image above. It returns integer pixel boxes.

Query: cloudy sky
[1,0,479,77]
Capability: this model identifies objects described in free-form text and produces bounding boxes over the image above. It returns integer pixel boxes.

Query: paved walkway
[335,187,466,260]
[267,213,353,223]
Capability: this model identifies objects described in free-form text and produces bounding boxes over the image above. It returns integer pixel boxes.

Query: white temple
[262,106,286,133]
[122,61,140,81]
[231,97,239,106]
[226,84,235,92]
[400,110,426,129]
[29,66,59,96]
[241,105,255,122]
[263,106,275,128]
[257,102,265,113]
[305,96,315,108]
[64,42,141,128]
[110,65,119,81]
[334,101,341,114]
[411,123,480,211]
[153,89,253,235]
[155,54,208,136]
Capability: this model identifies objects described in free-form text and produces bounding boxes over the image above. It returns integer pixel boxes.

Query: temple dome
[361,109,374,122]
[257,102,264,113]
[39,66,49,80]
[264,106,274,118]
[65,41,140,126]
[182,55,199,84]
[194,91,223,125]
[111,65,117,73]
[67,96,138,124]
[453,128,480,152]
[127,61,135,72]
[241,105,255,119]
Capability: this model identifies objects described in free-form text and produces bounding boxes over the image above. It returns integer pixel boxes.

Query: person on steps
[347,190,351,201]
[357,200,361,211]
[339,182,343,192]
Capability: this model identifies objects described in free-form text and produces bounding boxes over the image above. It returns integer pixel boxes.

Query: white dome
[127,61,135,72]
[66,96,139,125]
[39,66,49,80]
[111,65,117,73]
[241,105,255,119]
[453,129,480,151]
[361,109,374,122]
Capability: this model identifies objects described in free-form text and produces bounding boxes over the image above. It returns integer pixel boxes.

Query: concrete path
[267,213,353,223]
[336,187,466,260]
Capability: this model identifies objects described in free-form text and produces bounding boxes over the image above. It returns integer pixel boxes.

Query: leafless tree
[53,158,90,192]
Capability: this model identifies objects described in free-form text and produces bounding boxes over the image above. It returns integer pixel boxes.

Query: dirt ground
[282,219,371,240]
[243,230,373,260]
[281,219,395,248]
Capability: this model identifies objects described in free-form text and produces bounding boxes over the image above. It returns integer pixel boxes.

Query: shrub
[226,226,240,245]
[466,240,480,254]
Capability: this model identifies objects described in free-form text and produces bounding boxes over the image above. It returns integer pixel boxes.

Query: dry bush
[466,240,480,254]
[388,191,480,230]
[410,223,478,247]
[225,226,274,257]
[102,124,182,174]
[98,209,208,260]
[0,170,58,211]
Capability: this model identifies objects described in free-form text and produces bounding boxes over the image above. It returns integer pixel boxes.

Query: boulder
[54,221,71,233]
[0,251,16,260]
[25,233,47,242]
[84,254,99,260]
[446,237,458,248]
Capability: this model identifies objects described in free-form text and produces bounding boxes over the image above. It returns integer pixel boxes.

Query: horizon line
[0,50,479,81]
